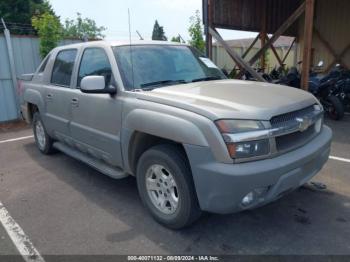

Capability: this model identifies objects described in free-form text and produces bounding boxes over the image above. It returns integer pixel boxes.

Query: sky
[49,0,257,41]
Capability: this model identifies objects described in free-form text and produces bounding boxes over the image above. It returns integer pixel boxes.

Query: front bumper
[184,125,332,214]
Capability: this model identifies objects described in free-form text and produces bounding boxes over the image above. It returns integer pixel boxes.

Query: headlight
[234,140,270,158]
[216,120,270,159]
[216,119,264,133]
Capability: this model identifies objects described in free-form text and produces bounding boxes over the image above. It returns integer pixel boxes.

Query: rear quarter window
[37,54,50,73]
[51,49,77,87]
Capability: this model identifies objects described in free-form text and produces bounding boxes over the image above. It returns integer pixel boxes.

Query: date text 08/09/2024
[127,255,220,261]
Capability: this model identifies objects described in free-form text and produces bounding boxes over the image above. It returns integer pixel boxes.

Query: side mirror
[80,75,116,94]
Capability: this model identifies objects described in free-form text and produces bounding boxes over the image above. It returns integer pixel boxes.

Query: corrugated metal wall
[297,0,350,70]
[0,35,81,122]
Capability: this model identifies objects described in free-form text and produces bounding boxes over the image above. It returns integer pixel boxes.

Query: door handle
[46,93,53,100]
[71,98,79,107]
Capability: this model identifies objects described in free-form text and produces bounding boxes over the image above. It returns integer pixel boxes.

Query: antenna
[1,18,7,29]
[136,30,144,40]
[128,8,135,88]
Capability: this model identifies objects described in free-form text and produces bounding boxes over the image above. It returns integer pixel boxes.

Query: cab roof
[54,40,188,50]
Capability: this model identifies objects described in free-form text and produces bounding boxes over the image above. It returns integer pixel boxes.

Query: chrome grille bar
[222,109,323,143]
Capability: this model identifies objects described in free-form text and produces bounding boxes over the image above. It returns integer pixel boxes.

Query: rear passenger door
[44,49,78,141]
[70,47,123,168]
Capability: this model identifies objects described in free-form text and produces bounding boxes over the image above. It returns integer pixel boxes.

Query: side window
[51,49,77,87]
[38,54,50,73]
[77,48,112,87]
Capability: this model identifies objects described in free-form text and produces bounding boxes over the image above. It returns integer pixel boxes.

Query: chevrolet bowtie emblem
[296,117,312,132]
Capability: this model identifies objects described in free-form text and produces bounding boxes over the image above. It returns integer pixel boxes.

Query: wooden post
[232,34,259,73]
[282,38,296,64]
[205,0,213,59]
[301,0,315,90]
[260,1,267,72]
[314,27,350,72]
[242,34,260,60]
[265,34,284,68]
[260,34,266,72]
[209,27,266,82]
[248,1,306,66]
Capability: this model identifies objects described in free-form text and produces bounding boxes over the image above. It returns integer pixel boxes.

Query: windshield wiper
[140,79,186,89]
[191,76,222,83]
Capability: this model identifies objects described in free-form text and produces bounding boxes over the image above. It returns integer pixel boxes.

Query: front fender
[121,106,233,174]
[123,109,208,146]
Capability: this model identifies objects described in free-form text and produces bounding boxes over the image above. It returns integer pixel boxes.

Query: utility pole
[1,18,20,118]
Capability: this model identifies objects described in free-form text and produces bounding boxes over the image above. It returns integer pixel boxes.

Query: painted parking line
[0,202,45,262]
[329,156,350,164]
[0,135,34,144]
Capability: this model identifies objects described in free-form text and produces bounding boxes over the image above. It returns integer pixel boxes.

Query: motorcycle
[275,66,301,88]
[308,62,344,120]
[331,67,350,112]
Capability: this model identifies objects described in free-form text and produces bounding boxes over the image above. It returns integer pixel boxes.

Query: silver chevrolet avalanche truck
[20,41,332,229]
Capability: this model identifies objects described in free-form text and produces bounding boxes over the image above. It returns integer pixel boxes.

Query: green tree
[32,12,62,57]
[152,20,167,41]
[0,0,56,34]
[188,10,205,53]
[62,13,106,40]
[171,35,185,43]
[171,36,180,43]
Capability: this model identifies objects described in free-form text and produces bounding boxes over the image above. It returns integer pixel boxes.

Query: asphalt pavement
[0,117,349,258]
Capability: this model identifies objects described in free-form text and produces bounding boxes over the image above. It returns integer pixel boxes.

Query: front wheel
[33,112,55,154]
[136,144,201,229]
[325,95,344,120]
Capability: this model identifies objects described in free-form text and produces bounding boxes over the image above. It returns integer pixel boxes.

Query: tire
[136,144,202,229]
[326,95,344,120]
[33,112,55,154]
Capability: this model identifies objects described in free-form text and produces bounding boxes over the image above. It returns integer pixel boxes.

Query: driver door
[69,47,123,168]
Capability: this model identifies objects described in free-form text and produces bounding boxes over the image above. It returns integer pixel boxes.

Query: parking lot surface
[0,117,350,257]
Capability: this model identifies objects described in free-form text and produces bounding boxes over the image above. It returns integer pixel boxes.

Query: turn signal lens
[226,144,236,158]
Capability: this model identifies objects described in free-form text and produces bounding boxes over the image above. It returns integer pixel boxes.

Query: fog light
[241,192,254,206]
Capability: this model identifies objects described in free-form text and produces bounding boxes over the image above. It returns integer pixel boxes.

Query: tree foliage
[62,13,106,40]
[188,10,205,53]
[171,35,185,43]
[32,12,62,58]
[0,0,56,34]
[152,20,167,41]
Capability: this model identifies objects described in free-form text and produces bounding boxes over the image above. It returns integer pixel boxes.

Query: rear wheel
[136,144,201,229]
[326,95,344,120]
[33,112,55,154]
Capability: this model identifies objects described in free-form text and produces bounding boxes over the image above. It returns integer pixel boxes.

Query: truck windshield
[113,45,226,90]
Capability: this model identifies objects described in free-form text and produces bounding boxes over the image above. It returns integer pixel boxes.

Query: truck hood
[137,80,318,120]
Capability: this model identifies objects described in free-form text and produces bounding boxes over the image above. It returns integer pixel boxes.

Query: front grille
[275,124,316,152]
[270,105,315,127]
[270,105,318,154]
